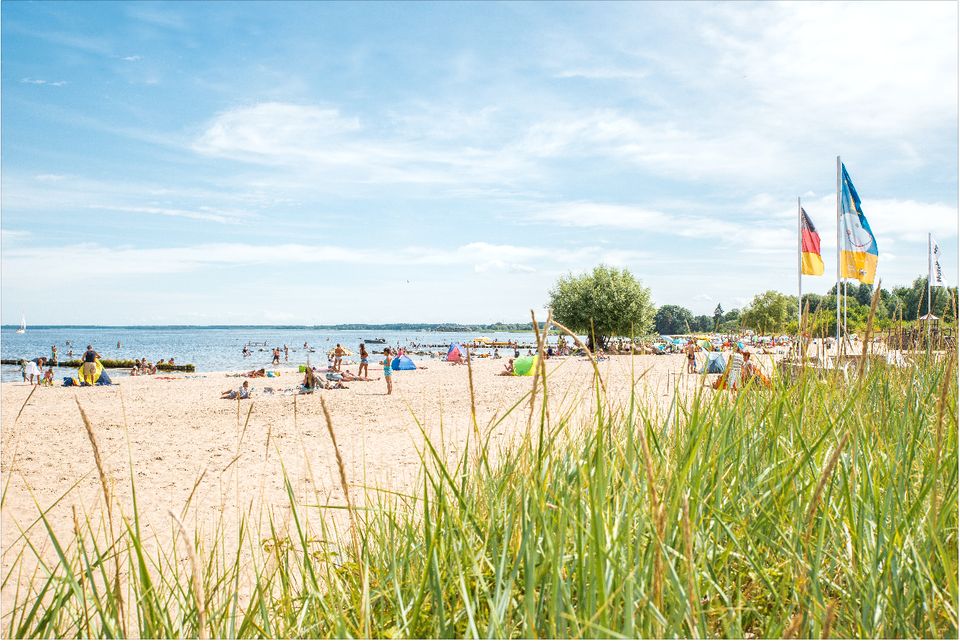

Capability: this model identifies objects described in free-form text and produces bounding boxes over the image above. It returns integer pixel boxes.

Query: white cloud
[2,173,260,225]
[21,78,67,86]
[193,102,362,162]
[2,241,649,285]
[555,67,648,80]
[121,55,142,61]
[90,204,243,225]
[191,102,536,187]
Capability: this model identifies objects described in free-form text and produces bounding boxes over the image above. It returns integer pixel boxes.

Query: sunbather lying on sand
[340,370,378,382]
[245,368,266,378]
[221,381,251,399]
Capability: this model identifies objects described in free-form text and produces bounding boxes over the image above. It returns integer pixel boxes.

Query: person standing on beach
[358,343,369,378]
[382,348,393,395]
[334,344,345,371]
[82,345,100,380]
[684,339,697,374]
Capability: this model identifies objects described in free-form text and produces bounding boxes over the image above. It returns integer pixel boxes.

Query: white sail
[16,314,26,333]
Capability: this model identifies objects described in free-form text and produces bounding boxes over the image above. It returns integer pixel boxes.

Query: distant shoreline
[0,324,544,332]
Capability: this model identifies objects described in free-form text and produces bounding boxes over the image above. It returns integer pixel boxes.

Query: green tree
[740,290,797,334]
[691,315,713,332]
[547,265,655,349]
[713,304,724,330]
[654,305,694,335]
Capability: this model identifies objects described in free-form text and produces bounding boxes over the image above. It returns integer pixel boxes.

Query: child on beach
[41,367,54,386]
[221,381,251,400]
[382,348,393,395]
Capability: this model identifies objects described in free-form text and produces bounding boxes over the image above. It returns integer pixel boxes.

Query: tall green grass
[3,355,957,638]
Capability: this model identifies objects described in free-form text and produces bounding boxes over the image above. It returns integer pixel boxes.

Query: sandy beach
[1,352,779,613]
[0,343,908,545]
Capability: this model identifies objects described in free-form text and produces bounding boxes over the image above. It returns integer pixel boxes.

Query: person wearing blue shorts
[382,348,393,395]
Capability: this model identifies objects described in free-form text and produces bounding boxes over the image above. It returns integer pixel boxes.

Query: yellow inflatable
[77,360,104,385]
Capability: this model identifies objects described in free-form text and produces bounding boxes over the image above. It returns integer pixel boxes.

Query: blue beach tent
[392,355,417,370]
[700,352,727,374]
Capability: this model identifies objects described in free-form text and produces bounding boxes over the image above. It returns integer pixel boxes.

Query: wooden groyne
[1,359,196,372]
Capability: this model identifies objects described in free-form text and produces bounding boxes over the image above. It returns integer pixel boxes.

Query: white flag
[930,236,944,287]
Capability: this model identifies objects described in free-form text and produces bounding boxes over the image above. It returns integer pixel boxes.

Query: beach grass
[2,352,957,638]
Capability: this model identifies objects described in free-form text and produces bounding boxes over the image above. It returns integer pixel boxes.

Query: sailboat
[16,314,26,334]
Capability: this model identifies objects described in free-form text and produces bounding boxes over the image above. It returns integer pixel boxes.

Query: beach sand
[0,353,777,613]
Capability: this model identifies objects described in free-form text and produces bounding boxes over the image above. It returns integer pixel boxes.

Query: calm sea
[0,327,553,383]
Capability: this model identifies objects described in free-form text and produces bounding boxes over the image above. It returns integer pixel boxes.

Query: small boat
[365,338,387,344]
[16,314,26,334]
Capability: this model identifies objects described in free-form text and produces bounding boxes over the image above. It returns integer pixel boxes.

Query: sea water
[0,327,553,383]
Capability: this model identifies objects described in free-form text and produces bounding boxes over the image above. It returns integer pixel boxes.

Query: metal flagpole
[928,232,933,342]
[836,156,841,354]
[797,197,802,331]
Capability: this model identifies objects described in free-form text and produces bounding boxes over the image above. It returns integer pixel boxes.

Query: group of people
[21,356,53,386]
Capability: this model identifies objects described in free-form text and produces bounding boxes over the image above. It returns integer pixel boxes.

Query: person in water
[382,348,393,395]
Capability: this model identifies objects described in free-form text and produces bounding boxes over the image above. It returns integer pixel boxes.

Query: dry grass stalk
[14,385,37,425]
[538,311,553,428]
[682,495,698,638]
[858,281,882,377]
[75,397,125,634]
[550,317,608,397]
[526,310,544,438]
[783,612,803,638]
[805,430,851,536]
[320,397,360,559]
[821,600,837,638]
[464,345,482,459]
[931,349,955,519]
[634,408,664,621]
[169,510,207,639]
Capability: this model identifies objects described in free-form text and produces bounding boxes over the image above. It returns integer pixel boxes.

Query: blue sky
[2,1,957,325]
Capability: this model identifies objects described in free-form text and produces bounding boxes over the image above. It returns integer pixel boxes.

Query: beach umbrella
[697,339,712,351]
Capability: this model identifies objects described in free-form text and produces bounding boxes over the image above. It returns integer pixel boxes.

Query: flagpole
[797,197,802,332]
[928,232,933,342]
[836,156,841,354]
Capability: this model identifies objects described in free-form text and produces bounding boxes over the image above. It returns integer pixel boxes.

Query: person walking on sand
[684,339,697,374]
[334,343,345,371]
[381,348,393,395]
[358,342,369,378]
[82,345,100,380]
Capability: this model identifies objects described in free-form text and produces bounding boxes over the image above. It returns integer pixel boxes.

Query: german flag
[800,208,824,276]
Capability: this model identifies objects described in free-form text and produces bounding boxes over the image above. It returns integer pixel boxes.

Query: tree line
[547,266,957,348]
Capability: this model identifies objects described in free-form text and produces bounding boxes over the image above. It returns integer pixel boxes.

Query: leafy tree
[691,315,713,332]
[713,304,724,330]
[654,305,694,335]
[547,265,655,349]
[740,290,797,334]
